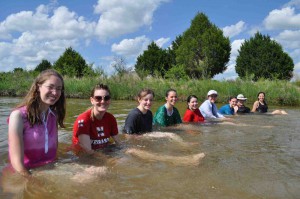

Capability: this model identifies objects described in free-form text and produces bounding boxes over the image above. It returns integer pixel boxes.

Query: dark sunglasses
[93,95,111,102]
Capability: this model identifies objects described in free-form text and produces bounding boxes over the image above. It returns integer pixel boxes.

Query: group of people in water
[5,69,288,183]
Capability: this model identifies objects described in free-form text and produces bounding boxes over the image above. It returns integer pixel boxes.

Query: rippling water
[1,97,300,199]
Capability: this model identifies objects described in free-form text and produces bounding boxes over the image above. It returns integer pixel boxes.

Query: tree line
[3,12,294,81]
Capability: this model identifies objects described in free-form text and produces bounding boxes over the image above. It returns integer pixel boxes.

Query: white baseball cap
[207,90,218,96]
[237,94,247,100]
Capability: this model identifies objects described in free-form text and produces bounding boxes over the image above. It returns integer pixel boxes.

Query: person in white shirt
[199,90,224,119]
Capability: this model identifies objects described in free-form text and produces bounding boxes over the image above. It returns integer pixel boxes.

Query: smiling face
[138,93,153,113]
[90,88,111,114]
[208,94,218,103]
[237,99,246,107]
[165,91,178,107]
[229,98,237,108]
[258,93,265,102]
[188,97,198,111]
[38,75,63,111]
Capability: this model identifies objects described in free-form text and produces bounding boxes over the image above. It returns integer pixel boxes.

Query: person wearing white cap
[199,90,224,119]
[236,94,251,113]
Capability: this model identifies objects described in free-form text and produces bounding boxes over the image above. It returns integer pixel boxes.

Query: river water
[0,97,300,199]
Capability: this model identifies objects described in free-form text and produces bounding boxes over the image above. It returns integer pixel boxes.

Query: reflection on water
[1,97,300,198]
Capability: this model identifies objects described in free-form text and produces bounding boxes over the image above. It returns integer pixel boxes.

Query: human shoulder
[103,112,116,120]
[76,109,92,121]
[9,109,23,122]
[128,108,142,116]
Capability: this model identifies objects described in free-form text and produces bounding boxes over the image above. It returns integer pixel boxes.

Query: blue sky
[0,0,299,80]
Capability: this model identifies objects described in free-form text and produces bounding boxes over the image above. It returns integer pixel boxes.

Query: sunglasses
[93,95,111,102]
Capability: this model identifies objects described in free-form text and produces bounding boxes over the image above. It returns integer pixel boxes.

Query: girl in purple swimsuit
[7,69,66,178]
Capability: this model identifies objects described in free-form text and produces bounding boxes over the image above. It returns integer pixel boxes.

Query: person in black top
[251,91,287,114]
[236,94,251,114]
[124,88,154,134]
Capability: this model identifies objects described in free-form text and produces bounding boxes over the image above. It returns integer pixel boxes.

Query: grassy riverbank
[1,71,300,105]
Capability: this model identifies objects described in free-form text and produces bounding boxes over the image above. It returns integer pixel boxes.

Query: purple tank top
[8,106,58,169]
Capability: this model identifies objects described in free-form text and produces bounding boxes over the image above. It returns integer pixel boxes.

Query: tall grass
[1,72,300,106]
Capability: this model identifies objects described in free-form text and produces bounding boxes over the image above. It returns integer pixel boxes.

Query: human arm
[183,110,193,122]
[78,134,94,154]
[112,135,121,145]
[234,106,238,114]
[199,101,216,119]
[153,106,167,126]
[8,110,31,177]
[251,101,259,112]
[123,109,138,134]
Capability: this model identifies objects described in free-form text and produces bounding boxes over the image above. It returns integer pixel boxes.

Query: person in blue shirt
[199,90,224,119]
[219,96,238,115]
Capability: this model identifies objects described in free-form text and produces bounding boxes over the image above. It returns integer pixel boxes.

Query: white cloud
[111,35,170,59]
[111,35,150,58]
[222,21,246,38]
[93,0,169,42]
[283,0,300,9]
[155,37,170,48]
[0,4,96,71]
[213,39,244,81]
[275,30,300,49]
[263,7,300,30]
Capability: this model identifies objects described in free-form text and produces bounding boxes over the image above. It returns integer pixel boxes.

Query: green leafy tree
[53,47,89,78]
[176,12,231,79]
[35,59,52,72]
[13,68,24,73]
[165,64,188,80]
[167,35,182,67]
[135,42,172,78]
[235,32,294,81]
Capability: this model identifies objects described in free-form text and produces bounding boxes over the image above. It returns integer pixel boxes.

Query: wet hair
[17,69,66,128]
[186,95,198,109]
[165,88,177,97]
[228,96,237,102]
[90,83,110,97]
[137,88,154,101]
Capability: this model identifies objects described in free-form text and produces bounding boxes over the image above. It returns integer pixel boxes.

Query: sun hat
[237,94,247,100]
[207,90,218,96]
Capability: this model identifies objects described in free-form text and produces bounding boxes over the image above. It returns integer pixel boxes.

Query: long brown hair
[17,69,66,128]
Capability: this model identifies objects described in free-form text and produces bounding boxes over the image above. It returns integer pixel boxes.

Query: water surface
[0,97,299,199]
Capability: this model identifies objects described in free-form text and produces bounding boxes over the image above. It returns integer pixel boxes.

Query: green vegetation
[236,32,294,81]
[176,13,231,79]
[1,71,300,106]
[134,13,231,80]
[53,47,95,78]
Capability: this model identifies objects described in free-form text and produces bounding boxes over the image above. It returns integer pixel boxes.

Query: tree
[176,12,231,79]
[112,56,131,78]
[13,68,24,73]
[167,35,182,67]
[235,32,294,81]
[135,42,172,78]
[53,47,89,78]
[35,59,52,72]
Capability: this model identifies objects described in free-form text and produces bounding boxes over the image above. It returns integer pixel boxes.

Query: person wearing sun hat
[236,94,251,113]
[199,90,224,119]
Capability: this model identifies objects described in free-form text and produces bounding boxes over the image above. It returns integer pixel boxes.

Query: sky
[0,0,300,80]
